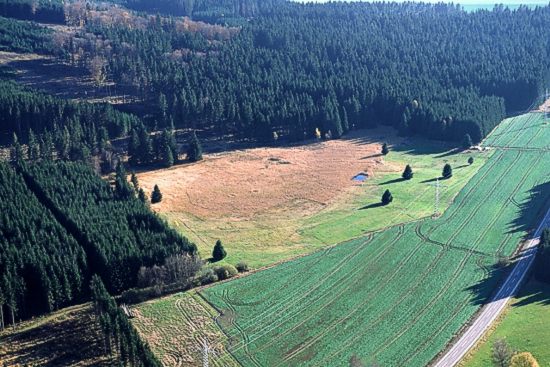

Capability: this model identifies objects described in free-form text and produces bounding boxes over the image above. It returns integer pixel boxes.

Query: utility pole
[202,339,214,367]
[427,179,447,217]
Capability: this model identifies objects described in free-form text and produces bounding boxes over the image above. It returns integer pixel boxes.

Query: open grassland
[138,127,488,268]
[462,278,550,367]
[199,113,550,366]
[134,112,550,366]
[0,304,116,367]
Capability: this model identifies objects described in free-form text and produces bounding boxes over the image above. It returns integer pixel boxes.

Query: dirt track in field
[137,128,401,221]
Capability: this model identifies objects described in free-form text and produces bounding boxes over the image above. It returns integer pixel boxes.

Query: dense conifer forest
[1,0,549,158]
[0,161,195,325]
[69,0,546,145]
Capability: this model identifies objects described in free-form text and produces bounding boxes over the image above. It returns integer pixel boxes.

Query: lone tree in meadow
[187,131,203,162]
[442,163,453,179]
[381,142,389,155]
[402,165,413,180]
[492,339,513,367]
[462,133,473,149]
[212,240,227,262]
[381,189,393,205]
[151,184,163,203]
[468,157,474,165]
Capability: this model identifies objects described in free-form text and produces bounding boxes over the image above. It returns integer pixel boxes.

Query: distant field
[134,112,550,366]
[138,127,488,268]
[462,278,550,367]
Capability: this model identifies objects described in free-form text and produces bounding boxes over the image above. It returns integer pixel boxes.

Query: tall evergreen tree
[212,239,227,262]
[381,189,393,205]
[151,184,163,203]
[442,163,453,179]
[381,143,389,156]
[402,165,413,180]
[187,131,203,162]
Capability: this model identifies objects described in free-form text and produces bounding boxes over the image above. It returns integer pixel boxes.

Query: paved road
[433,207,550,367]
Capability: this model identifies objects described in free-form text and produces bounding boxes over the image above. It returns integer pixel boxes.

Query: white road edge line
[432,206,550,367]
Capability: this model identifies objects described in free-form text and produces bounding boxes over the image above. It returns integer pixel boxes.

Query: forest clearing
[138,127,488,267]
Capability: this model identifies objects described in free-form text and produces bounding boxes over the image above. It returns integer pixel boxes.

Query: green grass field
[298,142,488,250]
[463,278,550,367]
[133,112,550,366]
[198,112,550,366]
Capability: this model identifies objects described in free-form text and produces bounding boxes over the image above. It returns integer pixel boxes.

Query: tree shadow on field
[466,180,550,308]
[359,202,385,210]
[420,177,448,184]
[380,177,406,185]
[505,181,550,236]
[466,255,550,308]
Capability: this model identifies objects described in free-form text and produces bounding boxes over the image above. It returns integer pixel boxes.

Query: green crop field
[133,112,550,366]
[199,112,550,366]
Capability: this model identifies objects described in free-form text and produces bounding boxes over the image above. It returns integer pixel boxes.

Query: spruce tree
[442,163,453,179]
[115,162,133,199]
[402,165,413,180]
[28,129,40,161]
[187,131,203,162]
[10,133,24,162]
[138,188,147,203]
[468,157,474,165]
[381,143,389,155]
[212,240,227,262]
[130,172,139,193]
[381,189,393,205]
[151,185,163,203]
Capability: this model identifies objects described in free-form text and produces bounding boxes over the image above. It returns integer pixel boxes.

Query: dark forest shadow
[434,148,463,159]
[467,179,550,308]
[505,181,550,236]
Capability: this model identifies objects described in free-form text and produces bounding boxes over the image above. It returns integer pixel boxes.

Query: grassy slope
[167,136,489,269]
[0,304,116,366]
[199,113,550,366]
[462,278,550,367]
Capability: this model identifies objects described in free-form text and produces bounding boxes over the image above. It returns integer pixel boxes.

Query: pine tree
[151,185,162,203]
[138,188,147,203]
[462,133,473,149]
[115,162,133,199]
[187,131,203,162]
[28,129,40,160]
[130,172,139,193]
[402,165,413,180]
[212,240,227,262]
[10,133,24,162]
[381,143,389,155]
[442,163,453,179]
[468,157,474,165]
[381,189,393,205]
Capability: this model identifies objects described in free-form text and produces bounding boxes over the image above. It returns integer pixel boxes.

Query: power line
[202,339,214,367]
[427,178,447,217]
